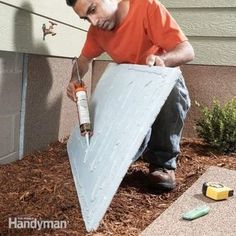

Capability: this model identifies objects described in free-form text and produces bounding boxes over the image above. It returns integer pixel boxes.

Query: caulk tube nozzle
[85,132,90,147]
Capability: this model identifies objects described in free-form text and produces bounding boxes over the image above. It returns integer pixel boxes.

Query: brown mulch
[0,138,236,236]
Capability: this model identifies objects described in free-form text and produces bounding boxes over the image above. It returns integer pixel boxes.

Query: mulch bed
[1,138,236,236]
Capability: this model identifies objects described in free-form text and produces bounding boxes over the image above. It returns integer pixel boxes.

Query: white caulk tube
[75,86,91,147]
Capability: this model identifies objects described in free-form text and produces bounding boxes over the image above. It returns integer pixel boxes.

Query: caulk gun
[72,57,92,147]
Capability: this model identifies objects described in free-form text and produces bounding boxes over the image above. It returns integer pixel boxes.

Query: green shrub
[195,98,236,153]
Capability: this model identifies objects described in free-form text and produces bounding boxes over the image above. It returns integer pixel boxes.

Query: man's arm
[146,41,195,67]
[67,54,93,101]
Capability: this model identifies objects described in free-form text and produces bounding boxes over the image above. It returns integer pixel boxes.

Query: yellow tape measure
[202,182,234,201]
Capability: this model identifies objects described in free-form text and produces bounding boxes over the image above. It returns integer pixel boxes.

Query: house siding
[160,0,236,66]
[0,2,87,58]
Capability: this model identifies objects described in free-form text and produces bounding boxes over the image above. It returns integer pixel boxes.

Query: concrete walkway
[140,166,236,236]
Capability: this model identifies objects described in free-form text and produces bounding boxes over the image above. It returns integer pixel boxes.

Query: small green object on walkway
[182,205,210,221]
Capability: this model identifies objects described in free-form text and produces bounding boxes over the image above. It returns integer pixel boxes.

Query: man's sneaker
[148,165,176,191]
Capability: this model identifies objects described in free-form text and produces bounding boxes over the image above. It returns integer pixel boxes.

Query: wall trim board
[19,54,28,160]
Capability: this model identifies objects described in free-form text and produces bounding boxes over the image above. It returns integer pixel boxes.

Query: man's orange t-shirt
[82,0,187,65]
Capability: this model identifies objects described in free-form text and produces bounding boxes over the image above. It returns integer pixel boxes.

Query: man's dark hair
[66,0,77,6]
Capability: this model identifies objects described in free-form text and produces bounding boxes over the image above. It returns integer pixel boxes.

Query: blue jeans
[134,75,190,169]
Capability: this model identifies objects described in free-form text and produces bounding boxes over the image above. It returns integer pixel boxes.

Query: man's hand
[146,54,165,67]
[146,41,194,68]
[67,79,84,102]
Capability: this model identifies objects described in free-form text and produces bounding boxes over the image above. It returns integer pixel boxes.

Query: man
[66,0,194,190]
